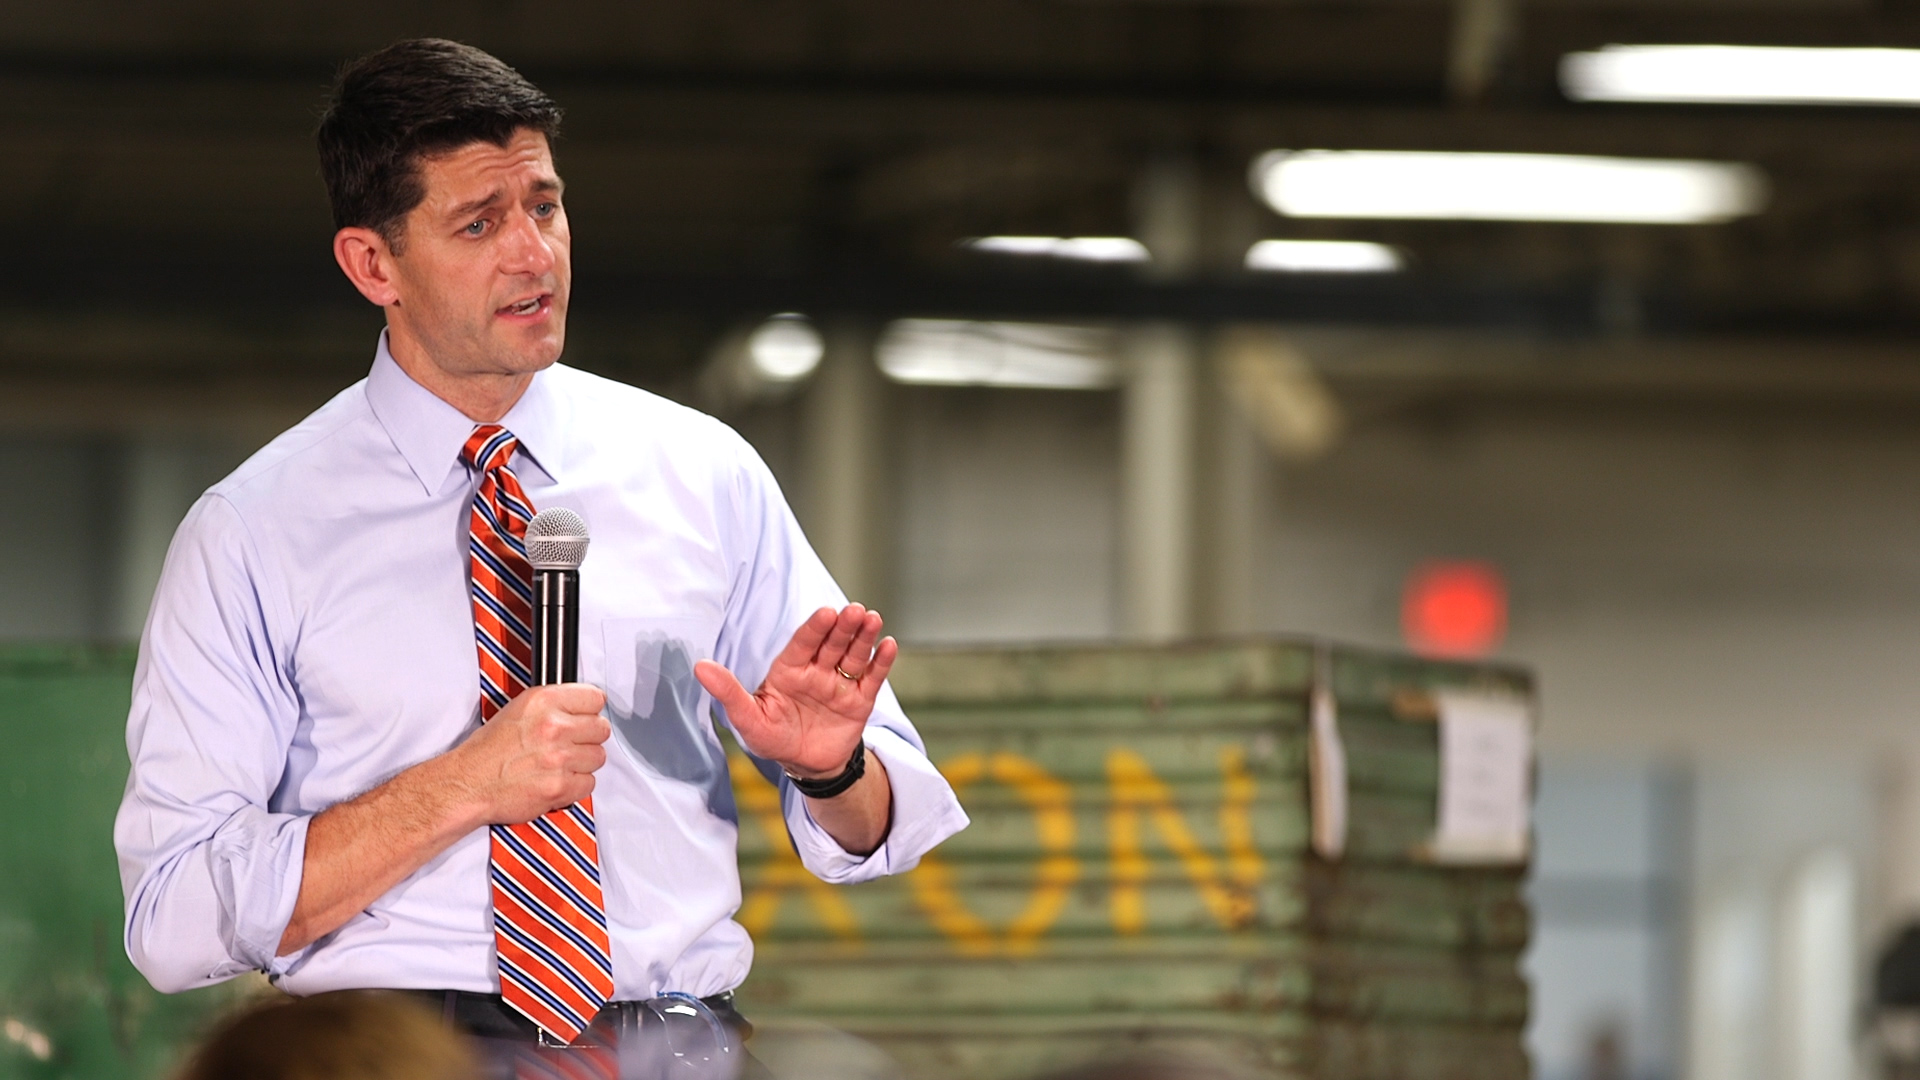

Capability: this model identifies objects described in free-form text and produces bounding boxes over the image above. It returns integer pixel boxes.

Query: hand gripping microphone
[526,507,590,685]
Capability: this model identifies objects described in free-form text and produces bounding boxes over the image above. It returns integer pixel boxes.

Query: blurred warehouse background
[16,1,1920,1077]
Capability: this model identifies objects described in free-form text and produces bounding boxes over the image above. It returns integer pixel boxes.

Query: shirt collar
[364,329,565,497]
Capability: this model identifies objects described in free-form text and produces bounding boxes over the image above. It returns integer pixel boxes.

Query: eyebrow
[446,178,565,222]
[448,190,505,221]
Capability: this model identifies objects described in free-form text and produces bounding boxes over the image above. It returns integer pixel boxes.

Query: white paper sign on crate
[1427,690,1533,864]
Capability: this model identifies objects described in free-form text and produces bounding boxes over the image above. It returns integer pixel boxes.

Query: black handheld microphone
[526,507,590,685]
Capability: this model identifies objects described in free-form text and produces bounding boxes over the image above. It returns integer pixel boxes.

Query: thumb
[694,659,758,727]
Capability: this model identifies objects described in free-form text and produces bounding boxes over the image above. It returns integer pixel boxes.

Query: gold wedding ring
[835,665,859,680]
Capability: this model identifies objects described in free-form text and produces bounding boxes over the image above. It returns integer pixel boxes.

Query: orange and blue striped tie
[463,425,614,1045]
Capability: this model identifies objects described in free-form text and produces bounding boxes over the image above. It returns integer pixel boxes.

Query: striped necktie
[462,425,614,1046]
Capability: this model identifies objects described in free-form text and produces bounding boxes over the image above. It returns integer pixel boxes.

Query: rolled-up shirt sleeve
[711,431,968,885]
[114,494,310,992]
[779,688,968,882]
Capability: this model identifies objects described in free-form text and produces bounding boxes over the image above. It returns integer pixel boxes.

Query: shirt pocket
[601,617,732,813]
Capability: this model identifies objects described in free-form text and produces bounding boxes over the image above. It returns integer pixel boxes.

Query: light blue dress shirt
[114,334,968,999]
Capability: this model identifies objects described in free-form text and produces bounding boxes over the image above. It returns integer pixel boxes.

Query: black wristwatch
[784,741,867,799]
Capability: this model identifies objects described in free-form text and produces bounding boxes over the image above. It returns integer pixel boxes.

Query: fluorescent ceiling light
[1564,44,1920,106]
[1252,149,1766,224]
[964,236,1150,263]
[746,314,823,381]
[1246,239,1404,274]
[877,319,1118,389]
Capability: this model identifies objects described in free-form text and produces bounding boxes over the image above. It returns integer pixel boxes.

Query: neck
[384,325,534,423]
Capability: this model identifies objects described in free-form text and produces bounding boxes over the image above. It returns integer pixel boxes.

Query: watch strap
[785,740,867,799]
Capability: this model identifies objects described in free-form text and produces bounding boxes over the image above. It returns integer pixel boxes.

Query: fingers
[545,770,597,814]
[773,607,838,671]
[535,682,606,714]
[566,713,611,746]
[693,659,757,724]
[835,609,885,678]
[518,684,609,744]
[813,604,866,670]
[772,605,891,681]
[557,774,596,809]
[467,685,609,824]
[815,604,884,680]
[860,635,899,693]
[560,741,607,775]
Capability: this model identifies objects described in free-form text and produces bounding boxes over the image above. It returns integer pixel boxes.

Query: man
[114,38,967,1056]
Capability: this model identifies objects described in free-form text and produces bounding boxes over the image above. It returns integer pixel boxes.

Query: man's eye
[464,220,487,237]
[534,202,556,218]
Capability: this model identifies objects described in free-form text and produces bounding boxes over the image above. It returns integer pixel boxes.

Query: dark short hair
[317,38,561,247]
[173,990,475,1080]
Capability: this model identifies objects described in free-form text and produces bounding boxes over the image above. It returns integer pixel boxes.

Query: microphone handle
[531,567,579,685]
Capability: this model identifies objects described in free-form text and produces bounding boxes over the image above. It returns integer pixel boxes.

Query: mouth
[497,294,552,319]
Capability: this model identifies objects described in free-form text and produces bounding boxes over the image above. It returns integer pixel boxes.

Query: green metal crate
[0,639,1532,1080]
[735,640,1535,1080]
[0,647,258,1080]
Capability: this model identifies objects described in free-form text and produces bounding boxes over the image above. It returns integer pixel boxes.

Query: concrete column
[1773,848,1857,1080]
[1882,747,1920,929]
[1193,349,1265,637]
[1194,325,1352,636]
[1687,878,1768,1080]
[800,320,891,611]
[1448,0,1517,103]
[1133,158,1201,280]
[1117,325,1197,641]
[1117,157,1205,642]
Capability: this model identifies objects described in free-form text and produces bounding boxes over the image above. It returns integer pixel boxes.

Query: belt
[408,989,753,1046]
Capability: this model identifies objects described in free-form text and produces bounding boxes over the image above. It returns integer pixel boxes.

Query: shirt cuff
[208,807,312,974]
[780,725,969,884]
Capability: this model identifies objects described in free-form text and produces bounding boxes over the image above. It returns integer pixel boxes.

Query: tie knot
[462,425,519,473]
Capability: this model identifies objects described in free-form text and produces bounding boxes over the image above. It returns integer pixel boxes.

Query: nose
[499,207,557,278]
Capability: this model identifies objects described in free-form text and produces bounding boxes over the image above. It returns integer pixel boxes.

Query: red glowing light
[1401,561,1508,658]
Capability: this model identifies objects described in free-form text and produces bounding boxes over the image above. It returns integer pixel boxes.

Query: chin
[503,334,566,373]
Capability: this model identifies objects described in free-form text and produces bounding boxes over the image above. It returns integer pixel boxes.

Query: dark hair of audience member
[174,990,477,1080]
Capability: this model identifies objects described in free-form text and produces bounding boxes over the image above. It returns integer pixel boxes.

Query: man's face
[385,129,570,378]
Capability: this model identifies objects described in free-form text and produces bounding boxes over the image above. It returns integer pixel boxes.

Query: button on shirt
[114,334,968,999]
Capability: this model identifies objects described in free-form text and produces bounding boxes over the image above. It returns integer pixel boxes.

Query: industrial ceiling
[9,0,1920,406]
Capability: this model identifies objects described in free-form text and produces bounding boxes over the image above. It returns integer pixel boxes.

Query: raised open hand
[694,604,898,779]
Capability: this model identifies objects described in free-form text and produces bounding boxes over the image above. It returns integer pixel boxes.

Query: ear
[333,226,401,307]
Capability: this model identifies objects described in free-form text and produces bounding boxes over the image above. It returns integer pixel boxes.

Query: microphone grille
[526,507,590,570]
